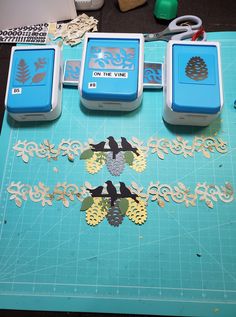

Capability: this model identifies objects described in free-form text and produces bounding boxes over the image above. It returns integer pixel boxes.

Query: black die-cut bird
[106,180,117,206]
[121,137,139,156]
[107,136,119,159]
[87,186,103,197]
[119,182,139,203]
[89,141,106,151]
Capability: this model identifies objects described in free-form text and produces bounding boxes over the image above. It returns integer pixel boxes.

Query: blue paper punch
[63,32,163,111]
[63,33,223,126]
[5,45,62,121]
[79,33,143,111]
[164,40,223,126]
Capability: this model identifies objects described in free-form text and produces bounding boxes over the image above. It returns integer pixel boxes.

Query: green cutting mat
[0,32,236,317]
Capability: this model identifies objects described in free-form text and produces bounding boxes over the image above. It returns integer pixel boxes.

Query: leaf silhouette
[32,72,46,83]
[63,198,69,208]
[157,150,165,160]
[35,58,47,70]
[80,196,94,211]
[15,198,22,208]
[16,59,30,84]
[202,149,211,159]
[22,153,29,163]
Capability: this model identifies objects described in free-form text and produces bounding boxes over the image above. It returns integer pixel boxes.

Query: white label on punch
[12,88,22,95]
[92,71,128,79]
[88,82,97,89]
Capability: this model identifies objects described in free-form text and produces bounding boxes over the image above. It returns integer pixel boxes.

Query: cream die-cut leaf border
[147,136,227,159]
[7,181,234,227]
[13,135,227,165]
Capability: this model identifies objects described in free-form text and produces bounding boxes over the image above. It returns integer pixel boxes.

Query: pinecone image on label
[185,56,208,81]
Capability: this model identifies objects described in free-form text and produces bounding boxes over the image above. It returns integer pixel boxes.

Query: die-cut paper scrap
[7,181,234,227]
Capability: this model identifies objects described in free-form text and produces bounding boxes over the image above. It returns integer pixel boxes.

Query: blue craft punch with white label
[63,32,163,111]
[79,32,144,111]
[5,45,62,121]
[164,40,223,126]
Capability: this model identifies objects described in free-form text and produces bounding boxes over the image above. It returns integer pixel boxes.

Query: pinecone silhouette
[16,59,30,84]
[185,56,208,81]
[106,200,124,227]
[106,151,125,176]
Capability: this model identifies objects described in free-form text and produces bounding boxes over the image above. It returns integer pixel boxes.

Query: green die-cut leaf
[124,151,134,165]
[80,196,94,211]
[80,149,94,160]
[118,198,129,215]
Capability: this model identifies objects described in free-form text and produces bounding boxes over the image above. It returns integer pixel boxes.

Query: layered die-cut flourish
[13,135,228,175]
[80,136,147,176]
[147,135,227,159]
[7,181,234,227]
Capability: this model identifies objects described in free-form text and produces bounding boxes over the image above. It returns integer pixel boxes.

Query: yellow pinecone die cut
[126,197,147,225]
[130,148,146,173]
[86,197,108,226]
[86,152,106,174]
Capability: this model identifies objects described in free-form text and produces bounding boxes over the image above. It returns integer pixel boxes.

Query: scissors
[144,15,206,42]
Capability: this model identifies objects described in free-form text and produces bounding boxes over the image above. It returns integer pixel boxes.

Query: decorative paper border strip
[7,181,234,227]
[13,136,227,176]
